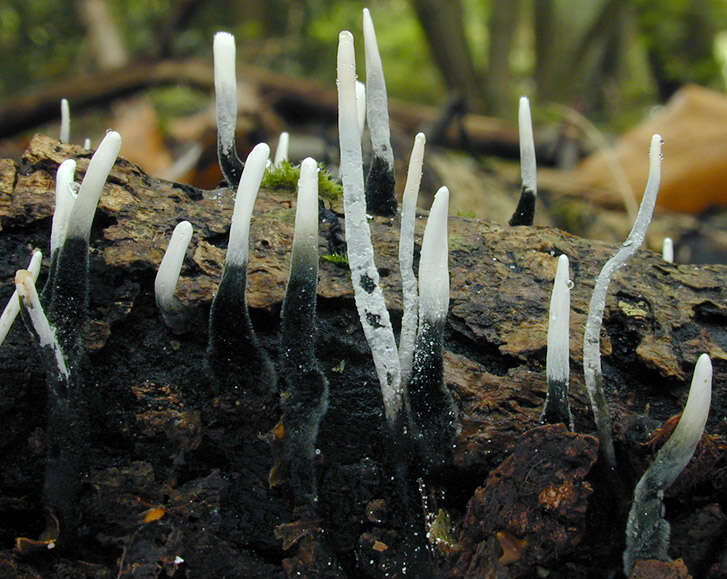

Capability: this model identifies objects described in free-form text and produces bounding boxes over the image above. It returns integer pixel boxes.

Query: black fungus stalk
[509,96,537,226]
[43,131,121,538]
[273,157,329,508]
[207,143,276,394]
[214,32,244,189]
[363,8,397,216]
[406,187,459,472]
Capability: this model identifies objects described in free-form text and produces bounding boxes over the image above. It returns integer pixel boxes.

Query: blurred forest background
[2,0,726,124]
[2,0,727,260]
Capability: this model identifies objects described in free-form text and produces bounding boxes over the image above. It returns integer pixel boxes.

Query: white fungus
[583,134,663,469]
[155,221,194,323]
[0,250,42,347]
[274,132,290,167]
[214,32,238,161]
[546,254,570,385]
[226,143,270,267]
[355,81,367,135]
[418,187,450,324]
[662,237,674,263]
[14,269,69,379]
[337,30,401,424]
[50,159,77,256]
[64,130,122,241]
[362,9,394,171]
[291,157,319,257]
[60,98,70,144]
[519,96,536,196]
[398,132,426,386]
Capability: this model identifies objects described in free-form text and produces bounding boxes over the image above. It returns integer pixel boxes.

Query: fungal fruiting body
[273,131,290,167]
[275,157,329,507]
[214,31,244,189]
[583,133,663,470]
[59,98,70,144]
[407,187,459,471]
[509,96,537,226]
[0,250,42,346]
[398,132,426,388]
[362,8,397,217]
[48,130,121,368]
[337,30,402,425]
[623,354,712,575]
[541,254,574,430]
[662,237,674,263]
[207,143,277,395]
[355,80,366,135]
[155,220,194,333]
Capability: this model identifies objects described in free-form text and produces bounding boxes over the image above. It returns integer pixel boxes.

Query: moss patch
[262,160,343,205]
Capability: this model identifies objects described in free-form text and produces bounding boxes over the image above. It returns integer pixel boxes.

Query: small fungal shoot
[407,187,459,471]
[0,250,42,346]
[214,31,244,189]
[337,29,402,426]
[399,132,426,388]
[275,157,329,507]
[155,221,194,333]
[662,237,674,263]
[583,134,663,470]
[623,354,712,575]
[208,143,277,394]
[59,98,70,144]
[509,96,537,226]
[363,8,397,217]
[273,131,290,167]
[541,254,574,430]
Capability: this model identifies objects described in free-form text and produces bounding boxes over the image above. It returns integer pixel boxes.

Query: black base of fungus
[48,237,89,369]
[541,378,574,430]
[208,264,277,395]
[509,186,536,226]
[217,138,244,190]
[365,154,397,217]
[406,319,459,473]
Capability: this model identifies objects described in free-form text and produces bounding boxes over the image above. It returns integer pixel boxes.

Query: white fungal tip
[50,159,78,255]
[214,31,238,152]
[227,143,270,266]
[518,96,536,195]
[662,237,674,263]
[0,251,43,346]
[83,138,91,150]
[65,130,121,241]
[14,269,69,378]
[546,254,570,383]
[402,133,426,210]
[355,81,366,134]
[60,98,70,144]
[155,221,194,313]
[671,353,712,452]
[274,132,290,167]
[419,187,450,322]
[293,157,319,254]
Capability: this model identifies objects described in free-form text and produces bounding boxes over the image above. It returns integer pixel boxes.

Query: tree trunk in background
[486,0,520,117]
[409,0,485,111]
[77,0,128,70]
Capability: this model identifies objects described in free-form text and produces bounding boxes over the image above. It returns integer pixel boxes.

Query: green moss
[262,160,343,204]
[456,209,477,218]
[321,253,349,266]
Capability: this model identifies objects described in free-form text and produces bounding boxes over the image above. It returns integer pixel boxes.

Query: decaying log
[0,59,517,156]
[0,135,725,577]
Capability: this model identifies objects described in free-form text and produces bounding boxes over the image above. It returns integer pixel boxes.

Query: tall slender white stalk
[0,251,42,346]
[337,30,401,424]
[15,269,69,379]
[50,160,77,256]
[399,133,426,387]
[274,132,290,167]
[214,31,243,188]
[583,134,663,470]
[418,187,450,323]
[60,99,70,144]
[519,96,536,196]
